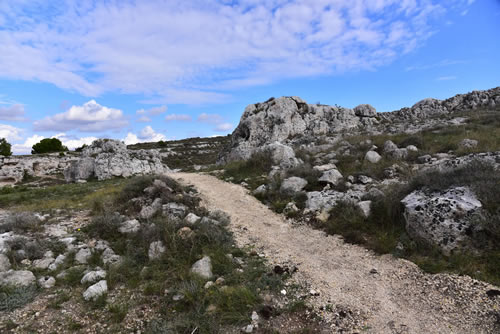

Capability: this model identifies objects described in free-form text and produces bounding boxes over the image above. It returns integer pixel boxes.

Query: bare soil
[173,172,500,334]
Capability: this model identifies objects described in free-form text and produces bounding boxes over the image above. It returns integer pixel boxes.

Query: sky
[0,0,499,155]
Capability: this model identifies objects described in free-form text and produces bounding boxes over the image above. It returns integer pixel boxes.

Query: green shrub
[31,138,68,154]
[223,151,274,187]
[0,285,38,312]
[0,138,12,156]
[83,213,122,241]
[0,212,42,233]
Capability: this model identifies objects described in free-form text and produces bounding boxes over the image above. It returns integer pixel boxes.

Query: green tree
[0,138,12,156]
[31,138,68,154]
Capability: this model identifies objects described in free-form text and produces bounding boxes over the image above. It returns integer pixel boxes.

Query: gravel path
[173,172,500,334]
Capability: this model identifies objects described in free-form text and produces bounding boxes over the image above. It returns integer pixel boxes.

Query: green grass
[222,151,274,188]
[0,178,125,211]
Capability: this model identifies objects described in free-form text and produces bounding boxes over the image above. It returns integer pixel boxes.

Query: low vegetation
[0,137,12,157]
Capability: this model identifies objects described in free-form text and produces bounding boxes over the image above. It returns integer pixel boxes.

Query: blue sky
[0,0,499,154]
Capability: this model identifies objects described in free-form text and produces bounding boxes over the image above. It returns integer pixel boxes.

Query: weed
[108,303,128,323]
[0,285,38,312]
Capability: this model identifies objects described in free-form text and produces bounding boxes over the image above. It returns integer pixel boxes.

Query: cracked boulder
[401,186,483,255]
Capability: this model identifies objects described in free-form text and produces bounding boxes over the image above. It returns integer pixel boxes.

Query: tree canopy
[31,138,68,154]
[0,138,12,156]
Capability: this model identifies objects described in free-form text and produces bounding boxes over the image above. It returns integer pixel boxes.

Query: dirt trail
[173,172,499,334]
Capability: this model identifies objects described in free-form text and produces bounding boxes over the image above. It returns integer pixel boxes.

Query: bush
[0,212,42,233]
[0,138,12,156]
[83,213,122,241]
[31,138,68,154]
[0,285,38,312]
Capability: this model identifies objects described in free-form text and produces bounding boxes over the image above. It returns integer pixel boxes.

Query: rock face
[64,139,170,182]
[218,97,379,164]
[401,187,483,255]
[218,87,499,165]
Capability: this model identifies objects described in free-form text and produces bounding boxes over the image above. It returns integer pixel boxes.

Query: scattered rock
[0,253,11,272]
[38,276,56,289]
[364,150,382,164]
[184,213,201,225]
[252,185,268,196]
[356,201,372,218]
[75,247,92,264]
[406,145,418,152]
[318,169,343,185]
[140,198,162,219]
[177,227,194,240]
[83,280,108,301]
[459,138,479,149]
[148,241,166,260]
[190,256,213,279]
[0,270,36,287]
[81,269,107,284]
[101,248,121,266]
[280,176,307,194]
[118,219,140,233]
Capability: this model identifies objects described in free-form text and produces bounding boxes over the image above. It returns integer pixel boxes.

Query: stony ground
[173,172,500,334]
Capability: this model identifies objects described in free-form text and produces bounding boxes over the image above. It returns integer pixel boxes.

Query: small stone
[172,293,184,301]
[38,276,56,289]
[243,324,254,333]
[370,268,378,274]
[119,219,140,234]
[190,256,213,279]
[364,150,382,164]
[75,247,92,264]
[251,310,259,323]
[280,289,287,295]
[356,201,372,218]
[406,145,418,152]
[83,280,108,301]
[0,254,11,272]
[204,281,214,289]
[215,277,225,285]
[177,227,195,240]
[184,213,201,225]
[148,241,166,260]
[81,269,107,284]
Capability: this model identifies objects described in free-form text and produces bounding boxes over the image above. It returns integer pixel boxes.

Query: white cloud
[214,123,233,132]
[436,75,457,81]
[137,106,167,116]
[34,100,128,132]
[138,116,151,123]
[11,134,44,155]
[123,126,166,145]
[165,114,192,122]
[53,133,98,151]
[0,104,27,121]
[0,124,23,141]
[0,1,468,104]
[197,113,223,124]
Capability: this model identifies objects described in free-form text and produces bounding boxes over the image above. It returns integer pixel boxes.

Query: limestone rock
[459,139,478,149]
[83,280,108,301]
[353,104,377,117]
[318,169,343,185]
[259,142,300,169]
[101,248,121,266]
[401,186,483,255]
[63,157,95,182]
[38,276,56,289]
[75,247,92,264]
[148,241,166,260]
[184,213,201,225]
[177,227,194,240]
[252,185,267,196]
[140,198,162,219]
[0,270,36,287]
[81,269,107,284]
[357,201,372,218]
[190,256,213,279]
[364,151,382,164]
[0,254,11,272]
[163,202,188,220]
[119,219,140,234]
[280,177,307,195]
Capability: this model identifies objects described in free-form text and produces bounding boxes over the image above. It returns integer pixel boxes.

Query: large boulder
[318,169,343,185]
[83,280,108,301]
[401,187,483,255]
[258,142,300,169]
[353,104,376,117]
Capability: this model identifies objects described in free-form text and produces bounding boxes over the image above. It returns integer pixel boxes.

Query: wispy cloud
[0,1,471,104]
[214,123,233,132]
[436,76,457,81]
[165,114,192,122]
[406,59,467,71]
[0,104,27,121]
[0,124,23,141]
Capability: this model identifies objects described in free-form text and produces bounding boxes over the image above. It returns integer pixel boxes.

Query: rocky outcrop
[401,187,483,255]
[64,139,170,182]
[0,154,77,184]
[218,97,379,164]
[218,87,499,164]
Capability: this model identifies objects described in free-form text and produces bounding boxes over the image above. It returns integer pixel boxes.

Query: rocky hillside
[216,86,500,290]
[218,87,500,163]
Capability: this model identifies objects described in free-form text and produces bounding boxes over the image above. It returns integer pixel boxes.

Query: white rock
[313,163,337,172]
[0,253,11,272]
[148,241,166,260]
[318,169,343,185]
[101,248,121,266]
[364,151,382,164]
[38,276,56,289]
[32,257,55,270]
[75,247,92,264]
[140,198,163,219]
[184,213,201,225]
[406,145,418,152]
[190,256,213,279]
[49,254,66,271]
[357,201,372,218]
[252,185,268,196]
[0,270,36,287]
[81,269,107,284]
[83,280,108,301]
[280,177,307,194]
[119,219,140,234]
